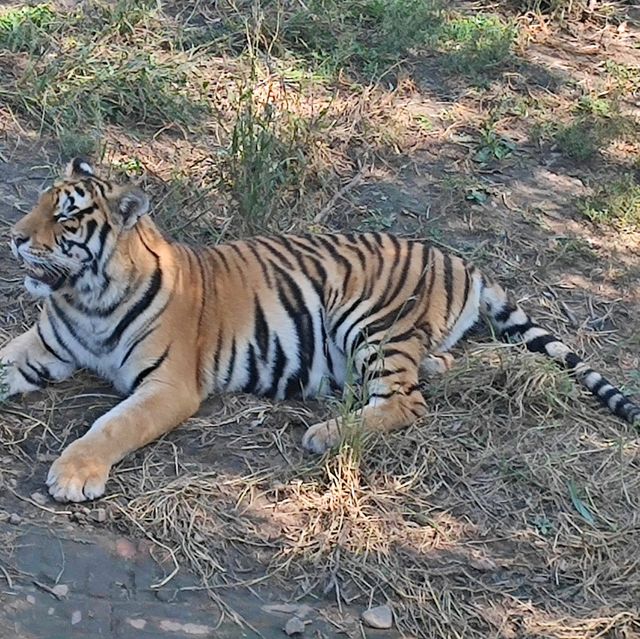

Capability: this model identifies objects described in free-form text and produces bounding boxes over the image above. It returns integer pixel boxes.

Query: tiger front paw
[46,440,111,503]
[302,419,341,454]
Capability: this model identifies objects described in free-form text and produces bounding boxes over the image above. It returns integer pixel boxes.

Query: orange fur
[1,159,638,502]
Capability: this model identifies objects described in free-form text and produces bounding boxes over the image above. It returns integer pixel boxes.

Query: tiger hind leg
[302,337,427,454]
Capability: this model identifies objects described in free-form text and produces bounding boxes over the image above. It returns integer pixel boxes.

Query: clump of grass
[473,124,516,165]
[578,174,640,230]
[0,4,56,53]
[263,0,445,79]
[0,1,207,155]
[507,0,588,18]
[223,82,310,234]
[604,60,640,98]
[554,96,635,162]
[438,13,516,76]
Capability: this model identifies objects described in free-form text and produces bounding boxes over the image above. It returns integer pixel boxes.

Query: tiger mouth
[22,264,66,288]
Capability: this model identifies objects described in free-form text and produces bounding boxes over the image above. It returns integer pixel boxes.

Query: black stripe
[565,352,582,369]
[266,337,287,398]
[224,337,237,387]
[241,345,260,394]
[212,328,224,381]
[255,238,296,270]
[494,304,514,324]
[368,391,395,400]
[273,265,315,391]
[106,265,162,347]
[92,222,112,274]
[229,243,249,263]
[17,365,44,388]
[589,377,607,394]
[130,347,170,393]
[443,253,454,323]
[246,242,274,287]
[526,334,558,354]
[44,309,77,361]
[50,298,97,354]
[37,323,72,364]
[600,387,619,405]
[254,297,270,359]
[120,325,158,368]
[503,320,534,339]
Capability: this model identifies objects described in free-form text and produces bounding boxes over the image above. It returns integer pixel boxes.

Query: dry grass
[80,343,638,638]
[1,0,640,636]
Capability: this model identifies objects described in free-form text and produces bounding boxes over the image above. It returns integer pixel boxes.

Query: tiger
[1,158,638,503]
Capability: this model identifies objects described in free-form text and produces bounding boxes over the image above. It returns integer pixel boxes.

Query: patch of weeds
[554,117,632,162]
[223,83,310,234]
[0,0,207,154]
[578,174,640,230]
[473,125,516,165]
[441,174,490,208]
[4,50,207,154]
[438,13,516,77]
[532,514,554,536]
[0,4,56,54]
[576,94,615,118]
[113,157,145,177]
[149,171,225,245]
[415,114,434,132]
[624,370,640,395]
[554,236,598,261]
[505,0,587,19]
[271,0,445,78]
[357,209,397,232]
[604,60,640,97]
[553,93,635,162]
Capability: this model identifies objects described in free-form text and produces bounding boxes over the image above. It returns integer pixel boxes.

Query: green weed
[271,0,445,78]
[223,82,310,233]
[438,13,516,76]
[0,4,56,53]
[604,60,640,98]
[473,126,516,164]
[578,174,640,230]
[0,1,207,155]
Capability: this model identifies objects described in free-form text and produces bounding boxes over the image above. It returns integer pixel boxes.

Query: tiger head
[10,158,149,298]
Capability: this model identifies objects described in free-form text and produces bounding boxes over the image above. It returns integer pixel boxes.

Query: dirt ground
[1,1,640,638]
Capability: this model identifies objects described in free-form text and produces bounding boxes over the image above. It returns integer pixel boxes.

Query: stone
[9,513,21,525]
[30,492,48,506]
[71,610,82,625]
[362,605,393,629]
[52,584,69,598]
[91,508,107,523]
[284,616,305,635]
[115,538,136,560]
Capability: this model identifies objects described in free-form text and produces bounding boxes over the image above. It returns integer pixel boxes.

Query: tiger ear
[64,157,95,179]
[112,186,149,230]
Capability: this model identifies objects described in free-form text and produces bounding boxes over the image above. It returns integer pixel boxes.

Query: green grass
[437,13,516,76]
[473,125,516,165]
[553,95,635,162]
[0,4,56,53]
[222,81,312,234]
[271,0,445,79]
[0,1,207,155]
[605,60,640,98]
[579,174,640,230]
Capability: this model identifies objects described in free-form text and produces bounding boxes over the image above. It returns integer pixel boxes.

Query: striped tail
[481,280,640,425]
